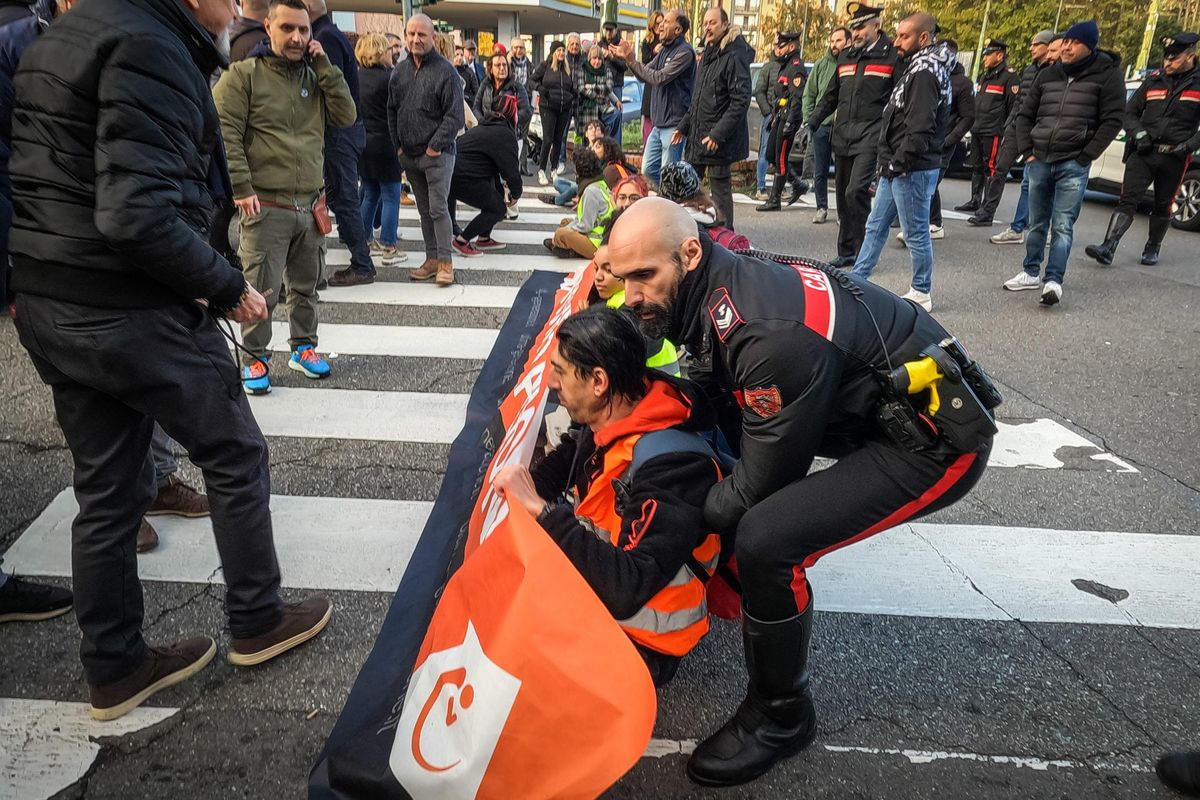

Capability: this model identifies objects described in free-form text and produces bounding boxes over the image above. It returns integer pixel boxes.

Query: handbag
[312,190,332,235]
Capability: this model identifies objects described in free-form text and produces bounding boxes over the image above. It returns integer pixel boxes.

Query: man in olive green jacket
[213,0,355,395]
[800,26,850,223]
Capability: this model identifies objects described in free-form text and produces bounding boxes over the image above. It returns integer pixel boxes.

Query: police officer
[1085,33,1200,267]
[608,198,996,787]
[807,2,900,267]
[756,31,808,212]
[958,38,1019,217]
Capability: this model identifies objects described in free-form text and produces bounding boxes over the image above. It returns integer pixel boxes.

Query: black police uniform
[757,39,808,211]
[959,51,1019,213]
[680,236,993,786]
[1087,42,1200,266]
[807,30,900,264]
[975,59,1045,224]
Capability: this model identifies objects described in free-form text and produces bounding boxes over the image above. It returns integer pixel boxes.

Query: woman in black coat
[355,35,405,265]
[530,40,576,185]
[473,52,532,132]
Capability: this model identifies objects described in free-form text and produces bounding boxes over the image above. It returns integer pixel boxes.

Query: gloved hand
[1136,131,1154,154]
[1157,142,1189,154]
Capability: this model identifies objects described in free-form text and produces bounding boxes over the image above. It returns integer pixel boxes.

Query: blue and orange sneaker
[242,359,270,395]
[288,345,331,379]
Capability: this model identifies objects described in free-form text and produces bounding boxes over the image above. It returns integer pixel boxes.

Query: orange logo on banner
[389,266,657,800]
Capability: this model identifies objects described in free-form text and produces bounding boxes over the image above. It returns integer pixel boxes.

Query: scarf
[889,40,954,112]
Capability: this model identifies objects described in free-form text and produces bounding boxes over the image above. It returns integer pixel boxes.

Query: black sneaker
[0,575,73,623]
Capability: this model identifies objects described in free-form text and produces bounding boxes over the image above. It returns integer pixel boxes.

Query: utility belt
[875,337,1002,453]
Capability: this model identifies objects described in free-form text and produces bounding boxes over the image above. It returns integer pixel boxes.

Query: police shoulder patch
[744,386,783,418]
[707,288,745,342]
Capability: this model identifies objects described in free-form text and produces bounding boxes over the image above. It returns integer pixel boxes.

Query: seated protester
[591,235,682,377]
[493,307,722,686]
[543,148,613,259]
[541,120,609,207]
[611,173,651,214]
[594,135,638,189]
[448,95,523,258]
[659,161,751,250]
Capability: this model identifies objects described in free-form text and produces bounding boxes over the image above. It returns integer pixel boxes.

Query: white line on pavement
[238,323,497,360]
[319,282,520,309]
[397,207,569,227]
[9,497,1198,629]
[992,418,1137,472]
[0,699,178,799]
[248,387,468,443]
[324,249,582,271]
[394,227,560,247]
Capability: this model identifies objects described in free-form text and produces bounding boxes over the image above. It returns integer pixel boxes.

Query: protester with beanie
[1005,20,1124,306]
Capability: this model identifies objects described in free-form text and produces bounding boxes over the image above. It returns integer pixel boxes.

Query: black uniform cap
[1163,32,1199,58]
[777,31,801,44]
[981,38,1008,54]
[845,2,883,29]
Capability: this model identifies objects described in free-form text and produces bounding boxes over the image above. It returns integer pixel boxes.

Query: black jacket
[228,15,265,63]
[777,52,809,132]
[531,375,719,621]
[530,60,576,113]
[358,65,400,182]
[1016,50,1125,165]
[451,118,523,200]
[877,43,952,175]
[667,237,955,532]
[312,13,360,127]
[9,0,244,311]
[946,63,975,149]
[808,32,901,157]
[388,49,464,157]
[456,62,479,100]
[678,26,753,165]
[1004,61,1042,132]
[973,61,1019,136]
[472,75,532,130]
[1124,65,1200,154]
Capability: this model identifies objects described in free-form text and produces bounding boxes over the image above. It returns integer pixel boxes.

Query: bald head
[302,0,327,18]
[610,197,697,259]
[895,12,937,58]
[406,13,435,59]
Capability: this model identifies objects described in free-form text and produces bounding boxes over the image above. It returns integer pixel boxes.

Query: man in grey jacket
[752,35,783,198]
[388,13,464,287]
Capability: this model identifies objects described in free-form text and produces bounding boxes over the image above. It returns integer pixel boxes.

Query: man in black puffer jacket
[674,8,752,227]
[9,0,332,720]
[1007,19,1124,306]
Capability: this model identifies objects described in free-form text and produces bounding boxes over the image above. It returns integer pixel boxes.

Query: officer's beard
[630,252,686,340]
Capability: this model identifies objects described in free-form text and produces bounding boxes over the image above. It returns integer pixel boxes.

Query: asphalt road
[1,175,1198,800]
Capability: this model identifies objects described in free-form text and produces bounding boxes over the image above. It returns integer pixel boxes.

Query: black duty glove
[1136,131,1154,155]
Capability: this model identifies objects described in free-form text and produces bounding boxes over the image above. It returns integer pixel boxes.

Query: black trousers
[1117,150,1191,218]
[324,126,374,275]
[978,133,1021,220]
[834,151,878,258]
[733,440,990,620]
[968,133,1003,201]
[695,161,734,228]
[449,177,506,240]
[539,108,570,173]
[15,295,284,686]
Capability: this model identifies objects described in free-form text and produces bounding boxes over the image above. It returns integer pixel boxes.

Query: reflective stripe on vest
[573,427,720,657]
[577,182,615,246]
[607,289,683,377]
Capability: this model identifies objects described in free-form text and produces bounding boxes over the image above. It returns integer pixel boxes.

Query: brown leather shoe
[228,596,332,666]
[409,258,438,281]
[435,260,454,287]
[328,267,375,287]
[89,636,216,721]
[147,475,210,518]
[399,192,416,207]
[136,518,159,554]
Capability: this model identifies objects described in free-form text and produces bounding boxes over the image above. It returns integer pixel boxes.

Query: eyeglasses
[615,193,644,203]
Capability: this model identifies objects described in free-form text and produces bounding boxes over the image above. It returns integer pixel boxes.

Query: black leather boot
[1141,215,1171,265]
[785,167,809,206]
[686,605,817,787]
[954,175,982,212]
[756,174,785,212]
[1157,751,1200,796]
[1084,211,1134,265]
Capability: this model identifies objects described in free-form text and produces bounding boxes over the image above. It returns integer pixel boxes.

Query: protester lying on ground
[493,307,722,686]
[544,147,613,258]
[658,161,750,249]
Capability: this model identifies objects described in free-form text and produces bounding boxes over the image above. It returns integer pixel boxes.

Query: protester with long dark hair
[531,40,576,186]
[473,51,531,134]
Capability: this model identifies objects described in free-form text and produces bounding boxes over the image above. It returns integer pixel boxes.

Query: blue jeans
[553,176,577,206]
[811,123,833,209]
[1011,171,1031,232]
[359,179,402,248]
[602,108,622,140]
[853,168,940,294]
[756,115,772,192]
[1022,159,1089,285]
[642,125,684,186]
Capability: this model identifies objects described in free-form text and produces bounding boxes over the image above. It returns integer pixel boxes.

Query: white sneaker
[537,170,549,186]
[1040,280,1062,306]
[900,287,932,311]
[812,208,828,224]
[505,200,519,220]
[929,224,945,240]
[991,227,1026,245]
[895,229,906,242]
[1003,271,1041,291]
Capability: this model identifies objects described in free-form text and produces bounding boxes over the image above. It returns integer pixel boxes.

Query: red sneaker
[473,236,506,251]
[452,238,482,258]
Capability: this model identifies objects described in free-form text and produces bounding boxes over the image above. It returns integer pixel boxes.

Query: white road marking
[237,323,497,360]
[248,387,467,443]
[319,282,520,309]
[394,227,563,247]
[324,249,582,271]
[0,699,178,799]
[731,193,972,220]
[396,207,570,227]
[992,419,1138,472]
[6,491,430,592]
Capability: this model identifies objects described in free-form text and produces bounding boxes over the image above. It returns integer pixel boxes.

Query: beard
[214,26,232,61]
[629,255,685,340]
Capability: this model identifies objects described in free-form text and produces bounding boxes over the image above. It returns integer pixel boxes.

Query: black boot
[1157,752,1200,796]
[954,175,982,212]
[687,605,817,787]
[1141,215,1171,265]
[756,174,785,212]
[785,167,809,207]
[1084,211,1134,266]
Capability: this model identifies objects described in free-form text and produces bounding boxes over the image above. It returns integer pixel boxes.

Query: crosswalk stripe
[319,282,520,308]
[242,323,497,360]
[398,207,569,226]
[324,248,582,271]
[392,227,565,247]
[0,699,178,799]
[8,492,1197,630]
[247,387,467,443]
